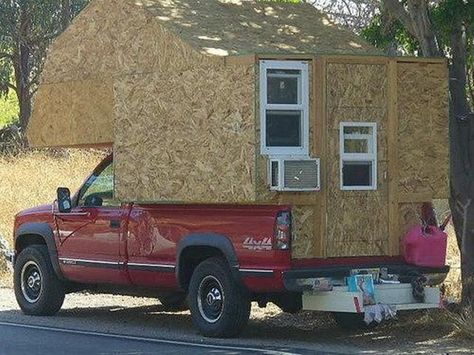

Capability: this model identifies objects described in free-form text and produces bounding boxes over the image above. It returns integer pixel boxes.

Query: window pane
[344,139,368,154]
[266,110,301,147]
[342,161,372,187]
[267,69,300,104]
[344,126,372,135]
[79,163,115,206]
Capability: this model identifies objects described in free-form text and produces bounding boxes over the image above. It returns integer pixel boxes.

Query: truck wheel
[158,293,188,311]
[14,245,65,316]
[332,312,377,330]
[188,257,251,338]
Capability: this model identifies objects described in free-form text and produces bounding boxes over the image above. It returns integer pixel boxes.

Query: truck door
[55,158,128,285]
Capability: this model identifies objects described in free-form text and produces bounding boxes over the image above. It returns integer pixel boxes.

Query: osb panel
[326,161,390,257]
[41,0,214,84]
[114,63,256,203]
[325,63,390,257]
[139,0,381,56]
[398,203,424,254]
[28,80,114,147]
[327,107,388,161]
[327,63,387,109]
[397,63,449,199]
[292,206,319,259]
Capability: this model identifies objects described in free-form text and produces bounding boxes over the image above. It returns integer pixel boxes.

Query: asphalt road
[0,322,310,355]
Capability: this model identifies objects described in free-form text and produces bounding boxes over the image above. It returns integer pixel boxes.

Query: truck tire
[158,293,188,311]
[14,245,65,316]
[188,257,251,338]
[332,312,377,330]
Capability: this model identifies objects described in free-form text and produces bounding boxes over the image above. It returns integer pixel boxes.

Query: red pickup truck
[10,155,449,337]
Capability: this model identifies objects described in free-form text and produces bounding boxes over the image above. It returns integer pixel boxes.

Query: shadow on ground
[0,293,472,354]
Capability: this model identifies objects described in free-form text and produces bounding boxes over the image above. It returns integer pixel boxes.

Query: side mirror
[57,187,72,213]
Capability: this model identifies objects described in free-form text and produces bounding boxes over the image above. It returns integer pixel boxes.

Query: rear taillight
[274,211,291,250]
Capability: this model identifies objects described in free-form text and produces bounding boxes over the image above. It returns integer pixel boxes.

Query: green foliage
[0,0,90,126]
[0,87,18,128]
[361,15,419,55]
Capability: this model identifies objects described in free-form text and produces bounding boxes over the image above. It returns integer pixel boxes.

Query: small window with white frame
[340,122,377,190]
[260,60,309,156]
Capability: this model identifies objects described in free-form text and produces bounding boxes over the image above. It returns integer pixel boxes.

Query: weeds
[0,148,106,285]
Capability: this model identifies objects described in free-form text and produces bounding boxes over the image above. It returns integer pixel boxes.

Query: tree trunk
[16,1,32,132]
[383,0,474,306]
[448,18,474,306]
[61,0,71,30]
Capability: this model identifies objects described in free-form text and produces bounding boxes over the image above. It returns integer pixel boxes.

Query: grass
[0,149,106,286]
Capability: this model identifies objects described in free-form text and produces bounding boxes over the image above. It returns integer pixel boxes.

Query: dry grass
[0,149,106,286]
[444,223,462,300]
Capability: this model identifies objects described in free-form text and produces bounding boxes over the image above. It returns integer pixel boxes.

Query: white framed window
[260,60,309,156]
[340,122,377,191]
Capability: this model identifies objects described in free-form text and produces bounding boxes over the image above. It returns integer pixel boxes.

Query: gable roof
[133,0,381,56]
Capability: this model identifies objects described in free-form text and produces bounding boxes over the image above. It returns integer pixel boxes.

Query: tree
[0,0,89,132]
[364,0,474,306]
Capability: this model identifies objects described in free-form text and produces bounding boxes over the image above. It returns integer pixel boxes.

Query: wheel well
[16,234,47,253]
[178,246,225,291]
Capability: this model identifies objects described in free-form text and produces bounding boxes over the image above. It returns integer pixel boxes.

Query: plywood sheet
[325,161,390,257]
[41,0,210,85]
[397,63,449,199]
[138,0,381,57]
[28,79,114,147]
[292,206,318,259]
[327,63,388,109]
[114,62,256,203]
[325,63,390,257]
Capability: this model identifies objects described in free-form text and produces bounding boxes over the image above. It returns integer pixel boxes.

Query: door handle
[110,220,121,229]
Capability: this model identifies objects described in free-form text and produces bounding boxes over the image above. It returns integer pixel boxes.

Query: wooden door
[325,62,390,257]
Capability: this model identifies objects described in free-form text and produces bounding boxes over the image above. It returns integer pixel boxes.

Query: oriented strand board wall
[29,79,114,147]
[397,63,449,199]
[28,0,211,147]
[326,63,390,257]
[114,62,256,203]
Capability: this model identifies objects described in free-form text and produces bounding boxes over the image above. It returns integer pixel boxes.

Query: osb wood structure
[255,56,448,259]
[28,0,449,259]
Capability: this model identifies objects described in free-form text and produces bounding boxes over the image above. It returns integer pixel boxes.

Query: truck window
[78,162,117,207]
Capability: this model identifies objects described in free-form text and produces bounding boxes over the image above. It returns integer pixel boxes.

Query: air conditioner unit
[269,157,321,191]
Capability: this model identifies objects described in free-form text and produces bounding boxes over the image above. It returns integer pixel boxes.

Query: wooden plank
[257,53,316,61]
[318,57,328,258]
[396,57,447,64]
[324,55,387,65]
[387,59,400,256]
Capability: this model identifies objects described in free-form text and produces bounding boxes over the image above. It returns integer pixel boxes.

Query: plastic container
[403,225,448,267]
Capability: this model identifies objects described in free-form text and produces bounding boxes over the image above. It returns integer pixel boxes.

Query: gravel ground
[0,286,472,354]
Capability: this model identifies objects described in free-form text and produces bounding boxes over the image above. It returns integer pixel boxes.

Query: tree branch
[382,0,415,35]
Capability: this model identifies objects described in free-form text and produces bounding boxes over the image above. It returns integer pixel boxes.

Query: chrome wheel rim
[197,275,224,324]
[21,261,42,303]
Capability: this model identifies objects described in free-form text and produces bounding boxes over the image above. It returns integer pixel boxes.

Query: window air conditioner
[269,158,320,191]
